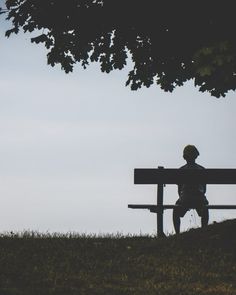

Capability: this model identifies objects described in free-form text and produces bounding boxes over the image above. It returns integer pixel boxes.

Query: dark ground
[0,219,236,295]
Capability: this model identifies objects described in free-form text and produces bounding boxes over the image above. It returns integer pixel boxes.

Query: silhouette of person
[173,145,209,234]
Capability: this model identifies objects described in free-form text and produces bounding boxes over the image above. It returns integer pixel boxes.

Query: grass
[0,220,236,295]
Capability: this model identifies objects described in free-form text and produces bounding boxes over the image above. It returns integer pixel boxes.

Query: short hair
[183,145,199,160]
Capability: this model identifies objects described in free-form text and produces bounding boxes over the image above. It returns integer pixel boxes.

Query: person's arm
[203,184,206,194]
[198,164,206,195]
[178,184,182,197]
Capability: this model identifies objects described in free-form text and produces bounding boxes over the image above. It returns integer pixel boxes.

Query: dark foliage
[1,0,236,97]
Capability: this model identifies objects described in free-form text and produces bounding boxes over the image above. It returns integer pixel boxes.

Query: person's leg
[201,207,209,227]
[173,207,181,234]
[196,206,209,227]
[173,203,187,234]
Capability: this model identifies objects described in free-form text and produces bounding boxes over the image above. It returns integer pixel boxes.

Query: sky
[1,8,236,235]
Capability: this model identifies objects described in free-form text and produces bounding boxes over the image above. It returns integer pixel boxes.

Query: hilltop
[0,219,235,295]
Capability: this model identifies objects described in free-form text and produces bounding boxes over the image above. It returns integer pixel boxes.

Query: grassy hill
[0,219,236,295]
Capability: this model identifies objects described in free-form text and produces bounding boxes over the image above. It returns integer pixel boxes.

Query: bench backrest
[134,168,236,185]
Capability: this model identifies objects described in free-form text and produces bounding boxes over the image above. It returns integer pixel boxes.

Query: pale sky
[1,9,236,235]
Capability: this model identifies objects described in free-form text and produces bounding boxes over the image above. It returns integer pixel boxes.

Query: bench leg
[157,181,165,237]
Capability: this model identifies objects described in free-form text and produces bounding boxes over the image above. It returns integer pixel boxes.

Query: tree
[1,0,236,97]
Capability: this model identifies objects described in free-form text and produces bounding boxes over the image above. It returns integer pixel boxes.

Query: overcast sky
[1,9,236,235]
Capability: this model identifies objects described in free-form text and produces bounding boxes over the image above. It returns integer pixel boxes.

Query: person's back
[178,162,207,205]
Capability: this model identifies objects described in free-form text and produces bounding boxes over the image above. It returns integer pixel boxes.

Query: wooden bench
[128,167,236,237]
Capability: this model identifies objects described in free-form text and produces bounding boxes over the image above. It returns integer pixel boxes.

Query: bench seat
[128,204,236,213]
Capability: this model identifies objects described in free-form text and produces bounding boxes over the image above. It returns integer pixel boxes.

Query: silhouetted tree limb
[1,0,236,97]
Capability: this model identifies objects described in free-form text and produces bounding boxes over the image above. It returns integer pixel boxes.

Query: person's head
[183,145,199,163]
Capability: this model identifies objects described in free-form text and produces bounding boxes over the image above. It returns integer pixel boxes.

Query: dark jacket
[178,163,207,203]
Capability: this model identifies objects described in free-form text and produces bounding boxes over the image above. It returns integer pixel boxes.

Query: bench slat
[128,204,236,210]
[134,168,236,184]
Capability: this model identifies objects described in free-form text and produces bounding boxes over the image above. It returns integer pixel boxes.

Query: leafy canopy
[1,0,236,97]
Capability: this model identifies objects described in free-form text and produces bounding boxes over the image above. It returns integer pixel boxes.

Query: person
[173,145,209,234]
